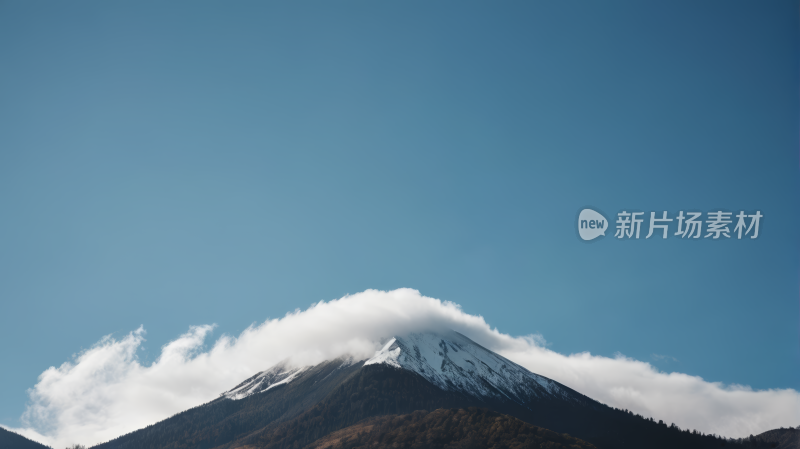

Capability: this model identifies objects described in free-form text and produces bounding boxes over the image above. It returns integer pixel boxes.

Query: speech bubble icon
[578,208,608,241]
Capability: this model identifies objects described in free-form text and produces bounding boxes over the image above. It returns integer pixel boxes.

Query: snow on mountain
[364,331,579,406]
[223,361,311,400]
[222,331,582,407]
[222,356,359,400]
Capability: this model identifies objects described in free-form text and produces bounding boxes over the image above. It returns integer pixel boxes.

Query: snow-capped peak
[222,331,581,407]
[364,331,576,406]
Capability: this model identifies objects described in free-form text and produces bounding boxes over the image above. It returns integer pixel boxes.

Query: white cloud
[3,288,798,447]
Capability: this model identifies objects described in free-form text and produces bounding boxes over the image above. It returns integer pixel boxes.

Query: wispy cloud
[3,289,798,447]
[651,353,679,363]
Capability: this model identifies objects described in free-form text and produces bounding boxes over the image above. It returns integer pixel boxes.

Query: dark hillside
[304,408,596,449]
[0,427,51,449]
[750,428,799,449]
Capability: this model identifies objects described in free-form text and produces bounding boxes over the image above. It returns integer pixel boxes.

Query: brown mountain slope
[303,408,596,449]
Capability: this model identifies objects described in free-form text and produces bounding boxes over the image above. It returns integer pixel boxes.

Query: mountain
[750,428,799,448]
[92,330,755,449]
[0,427,51,449]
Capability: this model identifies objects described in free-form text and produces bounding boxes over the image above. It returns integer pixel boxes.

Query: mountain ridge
[0,427,51,449]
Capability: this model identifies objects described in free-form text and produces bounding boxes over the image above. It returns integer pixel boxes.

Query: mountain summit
[364,331,575,405]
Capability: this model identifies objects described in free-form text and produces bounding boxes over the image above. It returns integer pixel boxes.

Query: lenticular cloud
[5,289,799,448]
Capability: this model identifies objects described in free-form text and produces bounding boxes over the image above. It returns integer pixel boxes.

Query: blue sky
[0,0,797,429]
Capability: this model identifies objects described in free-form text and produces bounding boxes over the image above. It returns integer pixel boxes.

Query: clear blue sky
[0,1,797,427]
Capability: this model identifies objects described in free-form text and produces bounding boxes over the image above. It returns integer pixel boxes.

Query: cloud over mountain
[4,289,798,448]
